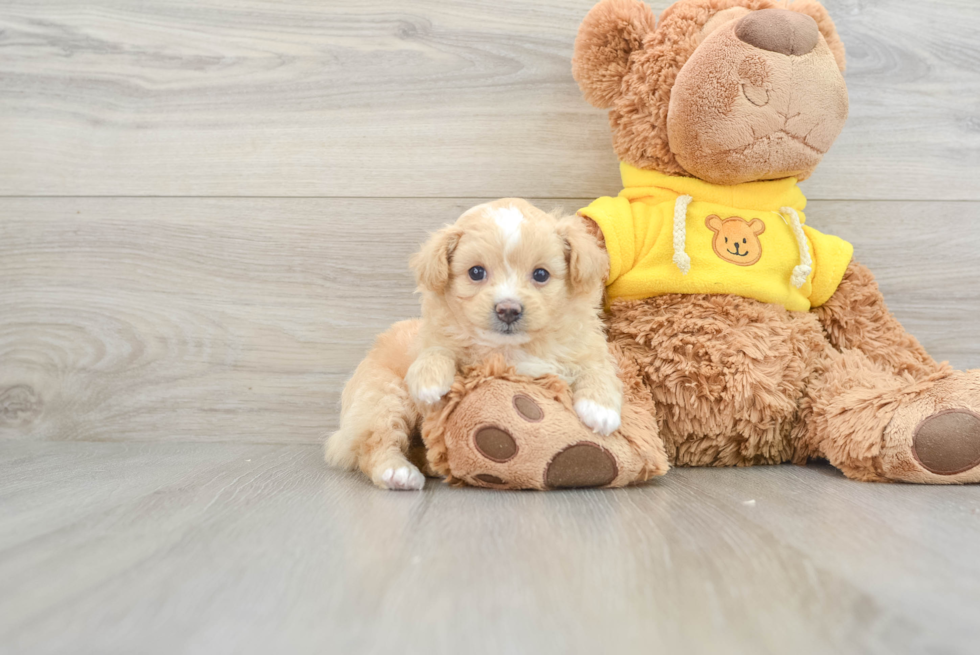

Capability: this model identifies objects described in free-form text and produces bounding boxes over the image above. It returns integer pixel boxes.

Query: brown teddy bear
[421,0,980,489]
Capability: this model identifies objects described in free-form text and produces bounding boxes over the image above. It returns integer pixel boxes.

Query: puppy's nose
[495,300,523,325]
[735,9,819,56]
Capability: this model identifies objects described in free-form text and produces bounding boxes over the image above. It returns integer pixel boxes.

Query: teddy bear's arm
[813,261,941,380]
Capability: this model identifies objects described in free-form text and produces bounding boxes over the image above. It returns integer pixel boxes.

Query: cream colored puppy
[325,199,622,490]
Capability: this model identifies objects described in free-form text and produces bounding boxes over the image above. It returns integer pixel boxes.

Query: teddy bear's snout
[734,8,819,57]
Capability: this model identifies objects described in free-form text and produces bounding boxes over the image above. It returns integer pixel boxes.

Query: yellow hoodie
[579,163,854,312]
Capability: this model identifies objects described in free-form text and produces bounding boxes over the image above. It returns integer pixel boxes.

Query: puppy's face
[412,199,608,346]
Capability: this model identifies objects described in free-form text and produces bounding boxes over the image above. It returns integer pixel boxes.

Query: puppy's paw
[413,384,452,405]
[406,356,456,406]
[377,464,426,491]
[574,399,621,436]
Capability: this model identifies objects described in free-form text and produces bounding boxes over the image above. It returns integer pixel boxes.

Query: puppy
[325,198,622,490]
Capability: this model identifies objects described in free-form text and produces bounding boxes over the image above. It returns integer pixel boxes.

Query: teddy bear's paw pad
[912,409,980,475]
[545,442,618,489]
[473,426,518,462]
[513,394,543,422]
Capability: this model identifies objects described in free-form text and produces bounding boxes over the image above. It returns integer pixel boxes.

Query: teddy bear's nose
[735,8,819,57]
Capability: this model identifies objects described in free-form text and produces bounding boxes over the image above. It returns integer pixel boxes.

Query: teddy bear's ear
[572,0,658,109]
[790,0,846,72]
[411,225,462,294]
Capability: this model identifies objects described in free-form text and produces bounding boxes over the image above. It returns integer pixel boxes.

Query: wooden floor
[2,0,980,653]
[3,441,980,655]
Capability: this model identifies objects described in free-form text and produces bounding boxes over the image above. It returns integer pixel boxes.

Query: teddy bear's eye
[725,237,728,243]
[743,238,747,244]
[468,266,486,281]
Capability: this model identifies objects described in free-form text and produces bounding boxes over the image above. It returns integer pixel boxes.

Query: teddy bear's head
[573,0,848,185]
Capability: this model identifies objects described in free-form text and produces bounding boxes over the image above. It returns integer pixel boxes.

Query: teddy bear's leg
[798,345,980,483]
[422,359,669,490]
[814,261,942,380]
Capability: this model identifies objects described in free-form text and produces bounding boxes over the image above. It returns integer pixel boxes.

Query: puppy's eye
[532,268,550,283]
[468,266,486,281]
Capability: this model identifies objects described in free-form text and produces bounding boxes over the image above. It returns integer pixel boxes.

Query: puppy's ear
[572,0,657,109]
[411,225,462,293]
[558,216,609,295]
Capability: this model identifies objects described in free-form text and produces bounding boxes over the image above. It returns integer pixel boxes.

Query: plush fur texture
[607,292,827,467]
[326,199,622,489]
[601,258,980,485]
[813,261,940,380]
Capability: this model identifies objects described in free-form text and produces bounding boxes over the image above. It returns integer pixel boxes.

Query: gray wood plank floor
[2,441,980,655]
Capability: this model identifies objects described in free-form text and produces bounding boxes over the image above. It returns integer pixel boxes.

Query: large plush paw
[879,370,980,483]
[573,399,621,436]
[375,464,426,491]
[427,376,667,490]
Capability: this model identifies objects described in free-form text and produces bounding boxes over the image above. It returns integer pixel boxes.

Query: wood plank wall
[2,0,979,444]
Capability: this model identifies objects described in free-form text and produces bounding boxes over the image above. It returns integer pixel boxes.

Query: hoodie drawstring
[672,194,693,275]
[781,206,812,288]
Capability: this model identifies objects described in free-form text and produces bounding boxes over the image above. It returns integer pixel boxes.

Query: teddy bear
[419,0,980,489]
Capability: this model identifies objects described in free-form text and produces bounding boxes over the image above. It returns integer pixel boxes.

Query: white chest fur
[507,350,569,381]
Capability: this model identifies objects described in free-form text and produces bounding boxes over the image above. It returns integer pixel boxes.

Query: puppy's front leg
[406,346,457,405]
[572,360,623,436]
